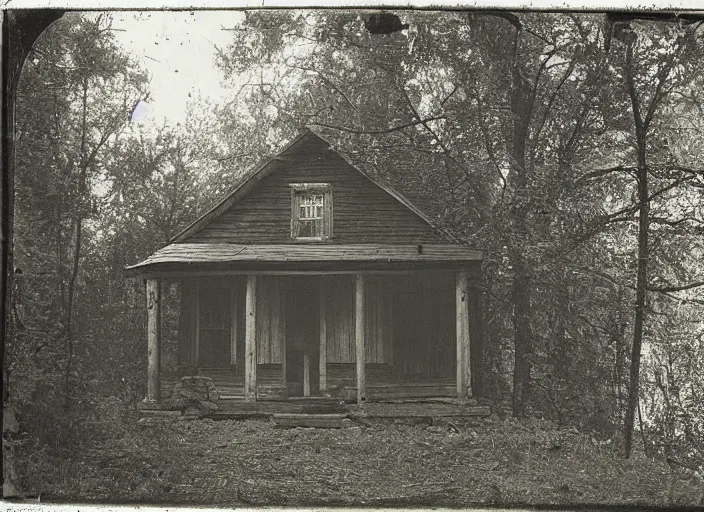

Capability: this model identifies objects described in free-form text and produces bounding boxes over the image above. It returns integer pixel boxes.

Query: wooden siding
[177,277,246,373]
[198,285,231,367]
[468,278,483,395]
[177,280,196,371]
[297,273,454,379]
[256,276,285,364]
[182,143,446,245]
[365,277,393,364]
[391,273,456,380]
[325,276,355,363]
[323,275,394,365]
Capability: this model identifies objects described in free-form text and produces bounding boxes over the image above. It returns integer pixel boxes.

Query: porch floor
[140,396,491,421]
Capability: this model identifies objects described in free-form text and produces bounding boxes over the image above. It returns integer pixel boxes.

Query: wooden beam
[319,277,327,392]
[146,279,161,401]
[245,275,257,400]
[273,413,352,429]
[303,353,310,397]
[136,266,480,280]
[230,284,237,367]
[456,270,471,398]
[279,280,286,372]
[194,282,200,369]
[355,273,366,404]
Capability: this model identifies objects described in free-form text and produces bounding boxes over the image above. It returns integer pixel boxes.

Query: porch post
[319,277,327,392]
[456,269,472,398]
[303,354,311,396]
[230,284,238,367]
[355,273,366,404]
[244,274,257,401]
[146,278,161,402]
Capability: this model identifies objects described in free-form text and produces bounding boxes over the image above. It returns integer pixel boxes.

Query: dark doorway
[197,285,232,368]
[285,277,320,396]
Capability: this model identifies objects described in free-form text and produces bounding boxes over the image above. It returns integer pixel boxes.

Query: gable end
[174,130,453,245]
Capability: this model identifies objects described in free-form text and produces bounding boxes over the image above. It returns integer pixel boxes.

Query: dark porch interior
[161,272,458,401]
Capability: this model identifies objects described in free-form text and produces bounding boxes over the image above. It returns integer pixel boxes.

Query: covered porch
[129,244,483,406]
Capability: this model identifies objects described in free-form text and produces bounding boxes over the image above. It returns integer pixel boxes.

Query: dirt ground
[15,414,704,507]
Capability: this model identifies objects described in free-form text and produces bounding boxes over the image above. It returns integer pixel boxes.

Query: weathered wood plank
[230,285,238,366]
[281,296,287,389]
[456,270,471,398]
[326,275,355,363]
[256,384,287,400]
[273,413,352,429]
[343,384,456,401]
[256,277,285,364]
[177,281,195,372]
[146,279,161,401]
[303,353,310,397]
[194,281,200,366]
[355,273,365,404]
[133,244,482,270]
[349,403,491,418]
[245,275,257,400]
[178,140,448,245]
[468,278,482,397]
[319,277,327,391]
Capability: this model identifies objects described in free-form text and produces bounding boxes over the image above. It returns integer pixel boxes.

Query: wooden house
[126,129,483,406]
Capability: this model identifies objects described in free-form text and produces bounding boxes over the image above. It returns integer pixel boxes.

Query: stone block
[170,376,220,417]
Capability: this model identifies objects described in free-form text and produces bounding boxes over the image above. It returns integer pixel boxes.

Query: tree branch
[650,215,702,226]
[309,115,447,135]
[215,151,258,163]
[577,165,637,183]
[531,50,579,161]
[648,280,704,293]
[286,63,359,113]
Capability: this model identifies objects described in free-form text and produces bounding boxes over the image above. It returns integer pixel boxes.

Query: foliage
[6,9,704,501]
[8,12,215,475]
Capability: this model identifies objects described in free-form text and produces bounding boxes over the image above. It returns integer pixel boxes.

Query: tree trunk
[63,77,89,411]
[509,51,534,418]
[624,163,648,457]
[623,41,650,458]
[637,395,650,458]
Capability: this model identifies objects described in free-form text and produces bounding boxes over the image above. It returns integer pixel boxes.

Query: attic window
[290,183,333,240]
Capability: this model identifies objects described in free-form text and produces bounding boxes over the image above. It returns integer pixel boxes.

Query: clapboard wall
[181,136,447,245]
[324,275,393,364]
[256,276,285,364]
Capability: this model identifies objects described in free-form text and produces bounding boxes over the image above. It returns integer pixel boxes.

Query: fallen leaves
[14,414,704,507]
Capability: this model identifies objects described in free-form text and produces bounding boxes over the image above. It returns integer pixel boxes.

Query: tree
[12,12,148,420]
[604,18,704,457]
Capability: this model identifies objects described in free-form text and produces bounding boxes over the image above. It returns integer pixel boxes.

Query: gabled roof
[172,127,455,244]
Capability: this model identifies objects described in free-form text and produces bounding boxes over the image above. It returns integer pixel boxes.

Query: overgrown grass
[13,411,704,507]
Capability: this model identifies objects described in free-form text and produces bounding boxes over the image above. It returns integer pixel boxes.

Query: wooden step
[273,413,353,429]
[349,403,491,418]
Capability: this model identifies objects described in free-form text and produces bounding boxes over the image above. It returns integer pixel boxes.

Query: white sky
[109,10,246,125]
[101,5,704,127]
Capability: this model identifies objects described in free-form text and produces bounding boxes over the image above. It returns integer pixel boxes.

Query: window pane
[299,193,323,219]
[299,219,315,237]
[294,190,327,238]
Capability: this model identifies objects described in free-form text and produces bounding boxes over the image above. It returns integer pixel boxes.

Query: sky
[109,10,246,125]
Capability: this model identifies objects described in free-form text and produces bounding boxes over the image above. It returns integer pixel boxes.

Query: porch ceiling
[125,243,483,276]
